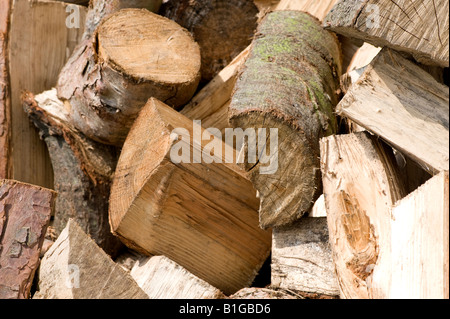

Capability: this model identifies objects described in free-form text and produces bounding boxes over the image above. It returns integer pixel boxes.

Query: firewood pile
[0,0,448,300]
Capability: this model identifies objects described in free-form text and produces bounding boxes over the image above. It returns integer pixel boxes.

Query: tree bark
[57,9,201,146]
[161,0,259,82]
[109,97,272,295]
[0,0,11,179]
[22,89,123,257]
[229,11,342,229]
[0,179,56,299]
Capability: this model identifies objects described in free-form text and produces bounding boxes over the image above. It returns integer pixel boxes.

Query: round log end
[97,8,201,89]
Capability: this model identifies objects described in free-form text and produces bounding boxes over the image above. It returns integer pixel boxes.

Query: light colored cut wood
[33,219,148,299]
[0,179,56,299]
[271,217,339,297]
[8,0,86,188]
[308,194,326,217]
[275,0,339,21]
[181,46,250,143]
[320,132,406,299]
[109,97,271,295]
[82,0,162,39]
[346,42,381,73]
[389,171,449,299]
[337,48,449,174]
[230,287,300,299]
[130,255,224,299]
[324,0,449,67]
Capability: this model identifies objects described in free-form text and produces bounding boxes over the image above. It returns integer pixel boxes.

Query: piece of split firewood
[33,219,148,299]
[130,255,225,299]
[271,217,339,297]
[109,97,272,295]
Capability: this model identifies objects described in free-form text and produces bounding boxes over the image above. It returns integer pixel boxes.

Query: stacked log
[0,0,447,301]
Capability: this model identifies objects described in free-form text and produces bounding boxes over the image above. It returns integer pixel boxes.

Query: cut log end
[97,9,201,87]
[56,8,201,146]
[229,10,342,228]
[229,112,322,229]
[161,0,259,82]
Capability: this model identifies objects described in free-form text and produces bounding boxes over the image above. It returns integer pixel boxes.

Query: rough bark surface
[0,0,11,179]
[0,179,56,299]
[22,90,123,257]
[229,11,342,228]
[161,0,259,82]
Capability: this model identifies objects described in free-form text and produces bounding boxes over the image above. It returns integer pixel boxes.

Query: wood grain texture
[320,132,406,299]
[8,0,86,188]
[109,98,271,295]
[33,219,148,299]
[337,48,449,174]
[82,0,162,40]
[0,0,11,179]
[323,0,449,67]
[0,179,56,299]
[57,9,201,145]
[181,46,250,143]
[389,171,449,299]
[161,0,259,82]
[271,217,339,297]
[22,89,123,257]
[229,11,342,228]
[230,287,299,299]
[130,255,224,299]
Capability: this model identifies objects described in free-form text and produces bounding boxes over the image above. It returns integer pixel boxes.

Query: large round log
[161,0,258,82]
[57,9,201,146]
[228,11,342,229]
